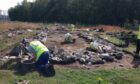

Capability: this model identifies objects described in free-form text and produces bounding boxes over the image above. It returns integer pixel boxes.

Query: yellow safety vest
[137,26,140,39]
[30,40,49,61]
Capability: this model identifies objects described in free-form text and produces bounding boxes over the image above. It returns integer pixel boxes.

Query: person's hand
[28,56,35,62]
[27,53,34,61]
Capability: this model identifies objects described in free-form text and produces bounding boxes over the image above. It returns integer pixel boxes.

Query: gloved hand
[27,53,35,61]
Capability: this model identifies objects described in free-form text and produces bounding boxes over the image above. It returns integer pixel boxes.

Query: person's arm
[27,53,36,61]
[26,46,36,61]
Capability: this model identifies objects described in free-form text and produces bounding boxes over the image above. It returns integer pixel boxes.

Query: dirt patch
[0,23,139,70]
[45,25,135,69]
[47,32,89,53]
[80,25,128,32]
[0,21,42,32]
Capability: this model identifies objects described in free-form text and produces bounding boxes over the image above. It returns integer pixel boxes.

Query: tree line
[8,0,140,26]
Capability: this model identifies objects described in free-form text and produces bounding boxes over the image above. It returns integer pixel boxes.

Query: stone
[101,56,114,62]
[61,56,76,64]
[114,53,123,60]
[7,33,13,38]
[119,64,124,67]
[9,56,17,59]
[110,52,123,60]
[27,29,33,32]
[48,46,55,54]
[79,58,86,64]
[9,46,23,57]
[16,31,23,35]
[92,60,105,64]
[50,57,62,64]
[87,62,92,66]
[106,32,113,35]
[17,80,29,84]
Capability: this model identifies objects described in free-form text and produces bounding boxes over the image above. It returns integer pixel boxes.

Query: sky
[0,0,34,10]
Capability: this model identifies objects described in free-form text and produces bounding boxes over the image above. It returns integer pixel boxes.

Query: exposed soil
[80,25,129,32]
[45,25,137,70]
[0,24,140,70]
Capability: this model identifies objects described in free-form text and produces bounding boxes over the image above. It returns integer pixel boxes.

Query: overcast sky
[0,0,34,10]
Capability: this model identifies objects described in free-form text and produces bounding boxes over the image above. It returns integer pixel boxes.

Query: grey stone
[79,58,86,64]
[101,56,114,62]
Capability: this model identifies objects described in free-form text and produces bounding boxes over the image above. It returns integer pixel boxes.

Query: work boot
[40,64,55,77]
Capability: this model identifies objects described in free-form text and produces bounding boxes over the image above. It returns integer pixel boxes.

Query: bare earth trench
[0,24,139,70]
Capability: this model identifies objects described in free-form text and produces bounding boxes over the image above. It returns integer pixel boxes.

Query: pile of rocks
[7,29,33,38]
[78,32,96,42]
[48,46,76,64]
[74,48,123,65]
[107,31,136,42]
[73,32,123,65]
[34,31,48,43]
[48,45,123,65]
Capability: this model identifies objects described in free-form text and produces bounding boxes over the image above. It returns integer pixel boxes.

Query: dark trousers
[35,52,49,73]
[136,40,140,55]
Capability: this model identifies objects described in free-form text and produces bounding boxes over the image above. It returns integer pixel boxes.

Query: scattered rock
[27,29,33,32]
[119,64,124,67]
[9,46,23,57]
[101,56,114,62]
[7,33,13,38]
[17,80,29,84]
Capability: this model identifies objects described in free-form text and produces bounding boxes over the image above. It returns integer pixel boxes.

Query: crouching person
[25,40,55,76]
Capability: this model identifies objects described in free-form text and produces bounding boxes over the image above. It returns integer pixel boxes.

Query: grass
[0,30,37,52]
[0,21,42,51]
[0,67,140,84]
[1,22,140,84]
[123,44,136,53]
[98,32,137,55]
[99,33,126,47]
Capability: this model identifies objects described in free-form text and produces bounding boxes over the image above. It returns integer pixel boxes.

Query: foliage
[8,0,140,26]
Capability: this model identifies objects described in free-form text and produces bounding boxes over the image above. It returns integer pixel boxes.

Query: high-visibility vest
[30,40,49,61]
[137,26,140,39]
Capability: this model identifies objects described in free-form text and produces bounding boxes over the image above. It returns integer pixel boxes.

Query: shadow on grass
[0,59,55,77]
[0,59,35,76]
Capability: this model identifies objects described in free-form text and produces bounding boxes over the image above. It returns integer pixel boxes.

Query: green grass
[1,24,140,84]
[98,33,137,55]
[0,30,37,51]
[123,44,135,53]
[100,34,125,46]
[1,67,140,84]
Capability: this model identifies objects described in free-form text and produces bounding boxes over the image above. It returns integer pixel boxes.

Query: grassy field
[99,32,137,55]
[0,30,37,52]
[0,22,140,84]
[0,67,140,84]
[100,34,125,46]
[0,22,42,52]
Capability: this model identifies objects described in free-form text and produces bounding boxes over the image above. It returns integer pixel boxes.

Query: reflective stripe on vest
[138,32,140,39]
[137,26,140,39]
[30,40,49,61]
